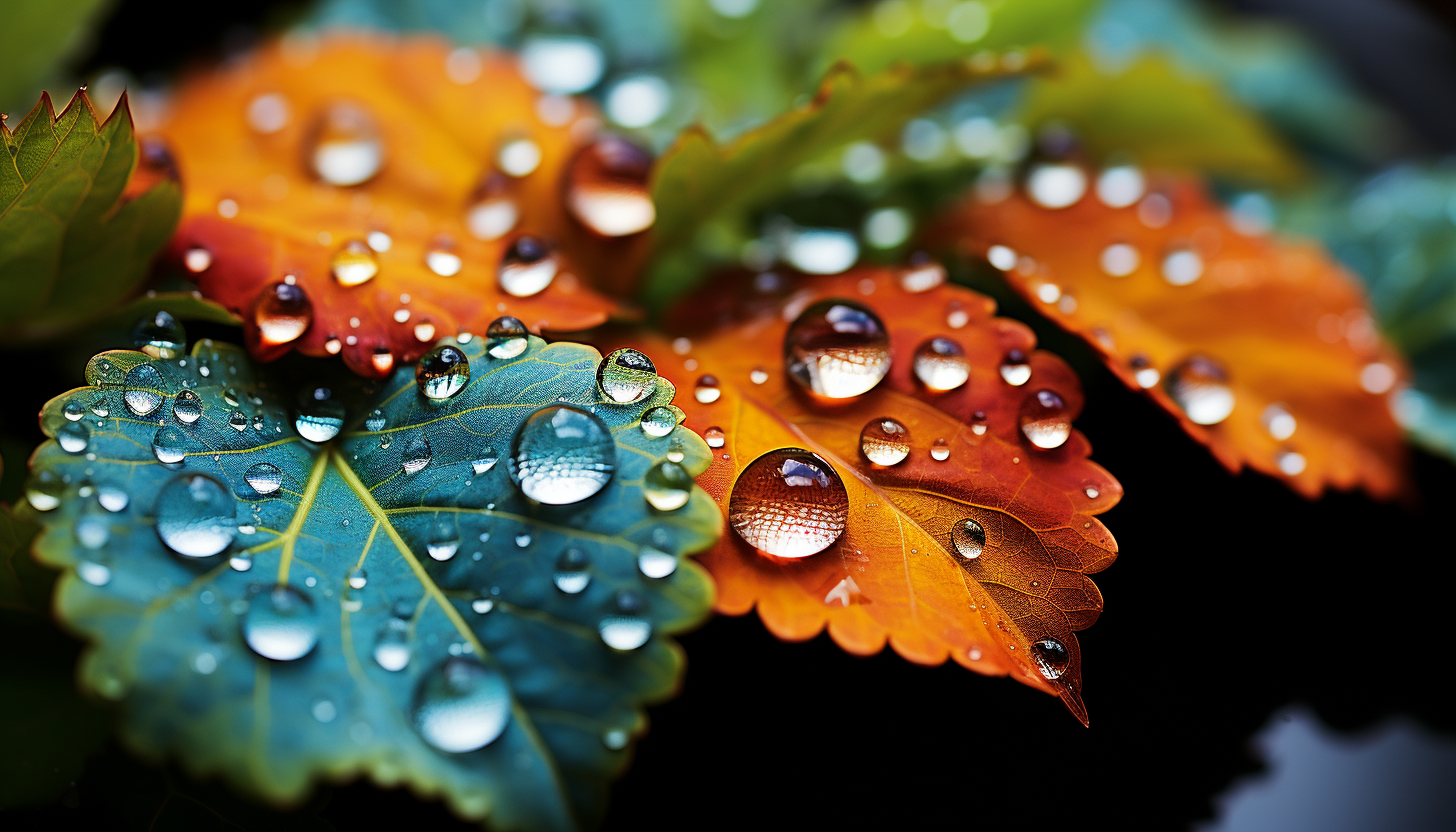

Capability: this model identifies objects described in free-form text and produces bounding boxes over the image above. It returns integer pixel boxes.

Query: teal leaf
[25,334,719,830]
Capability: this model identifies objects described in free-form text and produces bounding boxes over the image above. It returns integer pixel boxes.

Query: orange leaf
[158,33,648,376]
[930,174,1408,498]
[610,265,1120,723]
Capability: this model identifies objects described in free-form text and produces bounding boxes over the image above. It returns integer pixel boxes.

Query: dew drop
[497,137,542,177]
[1161,248,1204,286]
[508,405,615,504]
[498,237,558,297]
[172,390,202,424]
[703,426,726,448]
[245,462,283,495]
[950,518,986,559]
[58,421,91,454]
[228,411,248,431]
[123,364,165,416]
[912,337,970,392]
[155,474,235,557]
[1031,637,1069,680]
[364,409,386,432]
[599,590,651,650]
[1019,389,1072,449]
[184,247,213,273]
[693,375,721,404]
[411,657,511,753]
[242,585,319,661]
[597,348,657,404]
[255,282,312,345]
[749,367,769,385]
[1026,163,1087,209]
[640,406,677,438]
[553,548,591,594]
[465,173,519,240]
[132,310,187,359]
[485,316,530,359]
[566,137,656,237]
[1166,356,1235,425]
[25,472,64,512]
[637,546,677,578]
[644,460,693,511]
[427,533,460,562]
[1095,165,1145,208]
[97,485,129,513]
[784,300,891,399]
[331,239,379,287]
[859,418,910,466]
[423,237,463,277]
[416,345,470,399]
[295,387,345,442]
[999,350,1032,386]
[346,567,368,590]
[307,101,384,186]
[1277,449,1307,476]
[1262,404,1296,441]
[151,425,187,464]
[63,400,86,421]
[1100,242,1140,277]
[470,451,498,475]
[930,438,951,461]
[373,618,411,672]
[1130,355,1160,389]
[229,552,253,572]
[402,434,433,475]
[471,597,495,614]
[728,449,847,559]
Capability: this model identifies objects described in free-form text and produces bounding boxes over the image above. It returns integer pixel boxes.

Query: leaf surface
[160,34,638,377]
[931,174,1407,497]
[25,334,719,830]
[612,265,1119,723]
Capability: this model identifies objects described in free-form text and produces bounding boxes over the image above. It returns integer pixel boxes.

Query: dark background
[6,0,1456,829]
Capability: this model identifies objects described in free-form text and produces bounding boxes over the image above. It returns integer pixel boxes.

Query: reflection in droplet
[930,438,951,461]
[498,236,558,297]
[783,299,891,399]
[599,590,651,650]
[245,463,283,495]
[416,345,471,399]
[704,426,725,448]
[912,337,970,392]
[694,375,721,404]
[1031,637,1069,680]
[1277,449,1307,476]
[508,405,615,504]
[133,310,187,358]
[644,460,693,511]
[155,474,236,558]
[728,449,847,559]
[1166,356,1235,425]
[606,74,671,128]
[308,100,384,186]
[637,546,678,578]
[402,434,433,475]
[640,406,677,438]
[1099,242,1141,277]
[242,585,319,661]
[256,282,312,345]
[123,364,165,416]
[151,425,187,464]
[295,387,345,443]
[1019,389,1072,449]
[859,418,910,466]
[566,137,656,237]
[172,389,203,424]
[373,618,411,672]
[465,173,519,240]
[331,239,379,287]
[424,238,463,277]
[411,657,512,753]
[950,518,986,559]
[486,316,530,359]
[1262,404,1296,441]
[58,421,91,454]
[597,348,657,404]
[521,35,605,94]
[553,548,591,594]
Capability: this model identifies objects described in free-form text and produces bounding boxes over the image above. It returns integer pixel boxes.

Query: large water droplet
[498,236,558,297]
[402,434,433,475]
[566,137,655,237]
[308,101,384,186]
[1000,351,1032,387]
[58,421,91,454]
[486,316,529,358]
[859,418,910,466]
[411,657,512,753]
[243,585,319,661]
[1019,389,1072,449]
[640,406,677,438]
[508,405,615,504]
[912,337,970,392]
[256,282,312,345]
[416,345,470,400]
[172,389,203,424]
[644,460,692,511]
[470,451,498,475]
[245,462,283,495]
[783,300,891,399]
[597,348,657,404]
[1031,637,1069,680]
[728,449,847,559]
[132,310,186,358]
[374,618,411,671]
[63,400,86,421]
[123,364,165,416]
[951,518,985,559]
[331,239,379,287]
[599,590,651,650]
[155,474,236,557]
[152,425,187,464]
[295,387,345,442]
[553,548,591,594]
[637,546,677,578]
[1166,356,1234,425]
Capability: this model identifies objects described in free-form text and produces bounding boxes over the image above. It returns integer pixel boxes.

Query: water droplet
[78,560,111,586]
[1095,165,1145,208]
[497,137,542,177]
[63,400,86,421]
[471,597,495,614]
[898,261,946,293]
[1031,637,1069,680]
[76,511,110,549]
[602,728,630,750]
[465,173,519,240]
[331,239,378,287]
[1027,163,1087,209]
[402,434,433,475]
[640,406,677,438]
[25,472,64,511]
[693,375,721,404]
[703,426,726,448]
[227,411,247,431]
[749,367,769,385]
[728,449,847,559]
[132,310,186,358]
[365,409,386,432]
[373,618,411,671]
[96,485,129,512]
[155,474,235,557]
[152,425,187,464]
[243,585,319,661]
[58,421,91,454]
[470,452,498,475]
[345,567,368,589]
[644,461,692,511]
[229,552,253,572]
[566,137,655,237]
[255,282,312,345]
[784,300,891,399]
[426,530,460,561]
[423,237,462,277]
[1129,355,1160,389]
[498,237,558,297]
[1019,389,1072,449]
[184,247,213,273]
[599,590,651,650]
[411,657,511,753]
[484,316,529,359]
[1277,449,1307,475]
[246,92,289,134]
[123,364,165,416]
[597,348,657,404]
[521,35,605,94]
[224,388,241,407]
[308,101,384,186]
[171,389,202,424]
[245,462,283,495]
[1262,404,1296,441]
[553,548,591,594]
[859,418,910,466]
[930,438,951,461]
[1161,248,1204,286]
[416,345,470,400]
[638,546,677,578]
[295,387,345,442]
[951,518,985,559]
[1100,243,1140,277]
[508,405,615,504]
[912,337,970,392]
[784,227,859,274]
[1166,356,1234,425]
[1360,362,1397,394]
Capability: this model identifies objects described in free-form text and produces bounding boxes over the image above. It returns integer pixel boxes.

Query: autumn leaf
[930,173,1407,498]
[160,33,646,377]
[607,265,1120,723]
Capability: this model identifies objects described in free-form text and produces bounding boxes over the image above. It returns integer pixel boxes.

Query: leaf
[930,173,1408,498]
[0,0,111,114]
[160,34,640,378]
[1018,51,1302,185]
[24,333,720,830]
[610,265,1120,723]
[0,90,182,343]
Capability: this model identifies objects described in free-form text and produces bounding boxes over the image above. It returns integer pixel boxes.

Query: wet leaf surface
[932,173,1408,498]
[608,265,1119,723]
[24,333,719,831]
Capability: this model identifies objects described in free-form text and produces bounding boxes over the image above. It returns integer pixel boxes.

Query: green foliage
[0,92,182,344]
[24,336,719,830]
[0,0,111,115]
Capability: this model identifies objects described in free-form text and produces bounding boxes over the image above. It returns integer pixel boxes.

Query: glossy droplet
[245,463,283,495]
[243,585,319,661]
[123,364,165,416]
[1019,389,1072,449]
[693,375,721,404]
[63,401,86,421]
[644,461,693,511]
[1031,637,1069,680]
[184,247,213,273]
[498,237,558,297]
[637,546,677,578]
[256,282,312,345]
[1263,404,1297,441]
[784,300,891,399]
[950,518,985,559]
[728,449,848,559]
[930,438,951,461]
[640,406,677,438]
[308,101,384,186]
[471,597,494,614]
[295,388,345,442]
[1277,449,1307,476]
[749,367,769,385]
[402,434,433,475]
[26,472,64,512]
[229,552,253,572]
[1100,243,1140,277]
[486,316,529,359]
[999,350,1031,386]
[465,174,519,240]
[373,618,411,672]
[155,474,236,557]
[597,348,657,404]
[424,238,463,277]
[1095,165,1145,208]
[1026,163,1087,209]
[508,405,615,504]
[58,421,90,454]
[97,485,129,513]
[1161,248,1204,286]
[416,345,470,399]
[346,567,368,589]
[412,657,511,753]
[172,389,203,424]
[132,310,186,358]
[703,426,726,448]
[553,548,591,594]
[566,137,656,237]
[859,418,910,466]
[912,337,970,392]
[426,532,460,562]
[599,590,651,650]
[365,409,386,432]
[152,425,187,464]
[228,411,247,431]
[1166,356,1235,426]
[468,450,498,475]
[331,239,378,287]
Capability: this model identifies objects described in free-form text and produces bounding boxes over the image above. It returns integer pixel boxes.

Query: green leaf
[0,0,111,115]
[25,335,719,831]
[0,91,182,343]
[1017,51,1302,185]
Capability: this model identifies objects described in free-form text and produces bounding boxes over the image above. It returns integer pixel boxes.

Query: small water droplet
[184,247,213,273]
[728,449,847,559]
[640,406,677,438]
[151,425,187,464]
[295,387,345,442]
[999,350,1032,386]
[470,451,498,475]
[242,585,319,661]
[123,364,165,416]
[465,173,519,240]
[498,237,558,297]
[1360,362,1397,394]
[912,337,970,392]
[703,426,726,448]
[97,485,129,512]
[566,137,655,237]
[749,367,769,385]
[784,300,891,399]
[58,421,91,454]
[402,434,433,475]
[693,375,721,404]
[255,282,312,345]
[132,310,186,358]
[155,474,236,558]
[416,345,471,399]
[427,529,460,561]
[1166,356,1234,425]
[229,552,253,572]
[25,472,64,512]
[553,548,591,594]
[308,101,384,186]
[1031,637,1069,680]
[1100,243,1140,277]
[78,560,112,586]
[373,618,411,671]
[365,409,386,432]
[497,137,542,177]
[1027,163,1087,209]
[599,590,651,650]
[602,728,630,750]
[411,657,511,753]
[246,92,290,133]
[1095,165,1145,208]
[637,546,677,578]
[245,462,283,495]
[485,316,530,359]
[172,389,202,424]
[930,438,951,461]
[1262,404,1296,441]
[597,349,657,404]
[859,418,910,466]
[227,411,247,431]
[63,400,86,421]
[1085,484,1100,499]
[1019,389,1072,449]
[644,461,693,511]
[508,405,615,504]
[346,567,368,589]
[1277,449,1307,476]
[331,239,379,287]
[1161,248,1204,286]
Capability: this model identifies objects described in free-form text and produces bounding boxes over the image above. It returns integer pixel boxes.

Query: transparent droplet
[637,546,677,578]
[151,425,187,464]
[96,485,129,512]
[693,375,721,404]
[1031,637,1069,680]
[999,350,1032,386]
[508,405,615,504]
[123,364,165,416]
[228,411,247,431]
[566,137,655,237]
[58,421,91,454]
[229,552,253,572]
[172,389,202,424]
[424,238,463,277]
[245,462,283,495]
[416,345,471,400]
[295,387,345,442]
[784,228,858,274]
[78,560,112,586]
[184,247,213,273]
[1130,355,1160,389]
[597,348,657,404]
[402,434,433,475]
[76,512,110,549]
[749,367,769,385]
[859,418,910,466]
[930,438,951,461]
[132,310,187,358]
[470,451,499,475]
[498,237,557,297]
[155,474,236,557]
[599,590,651,650]
[606,74,670,128]
[243,585,319,661]
[644,460,693,511]
[950,518,985,559]
[1277,449,1307,476]
[426,533,460,562]
[471,597,495,614]
[307,100,384,186]
[411,657,511,753]
[331,239,379,287]
[1026,163,1087,209]
[373,618,411,672]
[63,400,86,421]
[784,300,891,399]
[1099,243,1140,277]
[1161,248,1204,286]
[553,548,591,594]
[640,406,677,438]
[365,409,386,432]
[1019,389,1072,449]
[912,337,970,392]
[1166,356,1234,425]
[465,173,519,240]
[255,282,312,345]
[25,472,64,512]
[728,449,847,559]
[1262,404,1296,441]
[347,567,368,589]
[703,426,725,448]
